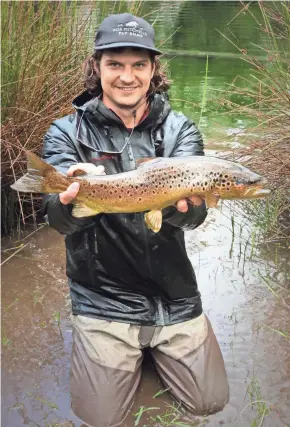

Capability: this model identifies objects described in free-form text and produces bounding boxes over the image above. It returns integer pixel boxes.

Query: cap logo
[125,21,139,28]
[113,21,148,38]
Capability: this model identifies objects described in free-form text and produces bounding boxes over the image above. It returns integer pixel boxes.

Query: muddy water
[2,201,290,427]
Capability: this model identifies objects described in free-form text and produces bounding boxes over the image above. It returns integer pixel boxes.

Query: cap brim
[94,42,162,55]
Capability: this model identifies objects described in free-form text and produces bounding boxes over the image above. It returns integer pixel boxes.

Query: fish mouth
[243,186,271,198]
[235,176,271,199]
[249,188,271,197]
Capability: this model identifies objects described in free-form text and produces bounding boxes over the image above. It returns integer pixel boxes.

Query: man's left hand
[176,196,204,213]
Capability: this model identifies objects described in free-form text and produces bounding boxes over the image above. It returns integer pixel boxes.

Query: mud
[2,202,290,427]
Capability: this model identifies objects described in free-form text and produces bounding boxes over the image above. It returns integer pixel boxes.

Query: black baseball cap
[94,13,162,55]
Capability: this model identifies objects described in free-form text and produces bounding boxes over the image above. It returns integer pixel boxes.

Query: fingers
[60,163,105,205]
[59,182,80,205]
[176,196,204,213]
[188,195,204,206]
[176,199,188,213]
[67,164,106,177]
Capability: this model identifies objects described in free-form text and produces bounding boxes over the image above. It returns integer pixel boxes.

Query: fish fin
[26,151,55,175]
[136,157,163,168]
[72,203,100,218]
[205,192,220,208]
[10,172,45,193]
[144,210,163,233]
[10,151,56,193]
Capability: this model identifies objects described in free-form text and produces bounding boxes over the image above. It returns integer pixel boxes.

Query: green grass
[198,55,209,129]
[27,392,59,410]
[134,399,206,426]
[1,332,11,347]
[243,377,272,427]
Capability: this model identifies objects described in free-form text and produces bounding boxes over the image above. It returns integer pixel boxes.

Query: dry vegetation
[220,1,290,236]
[1,2,93,234]
[1,0,146,235]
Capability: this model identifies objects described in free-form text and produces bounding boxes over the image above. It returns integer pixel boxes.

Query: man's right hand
[59,163,106,205]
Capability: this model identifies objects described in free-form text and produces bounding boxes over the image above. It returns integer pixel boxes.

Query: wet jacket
[43,91,207,326]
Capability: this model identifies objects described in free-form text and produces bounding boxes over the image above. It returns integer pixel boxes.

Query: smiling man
[42,13,229,427]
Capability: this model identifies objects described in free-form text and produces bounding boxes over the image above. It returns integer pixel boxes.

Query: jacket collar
[72,91,171,129]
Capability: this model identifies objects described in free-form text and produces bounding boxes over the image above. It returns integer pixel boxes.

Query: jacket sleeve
[42,119,93,235]
[163,118,208,230]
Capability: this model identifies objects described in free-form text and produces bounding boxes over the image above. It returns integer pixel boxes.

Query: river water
[2,2,290,427]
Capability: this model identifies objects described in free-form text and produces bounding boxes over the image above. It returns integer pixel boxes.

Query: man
[43,13,229,427]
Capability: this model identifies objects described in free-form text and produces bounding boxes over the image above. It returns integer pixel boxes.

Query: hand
[59,163,105,205]
[176,196,204,213]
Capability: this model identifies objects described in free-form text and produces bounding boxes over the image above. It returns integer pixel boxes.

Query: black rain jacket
[43,91,207,326]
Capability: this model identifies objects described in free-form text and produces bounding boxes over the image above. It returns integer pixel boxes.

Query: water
[2,2,290,427]
[85,1,268,144]
[2,206,289,427]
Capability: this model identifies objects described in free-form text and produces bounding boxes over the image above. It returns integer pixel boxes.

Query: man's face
[99,48,155,110]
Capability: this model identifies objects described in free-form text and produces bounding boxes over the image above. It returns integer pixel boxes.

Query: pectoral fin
[205,192,220,208]
[72,203,100,218]
[144,210,163,233]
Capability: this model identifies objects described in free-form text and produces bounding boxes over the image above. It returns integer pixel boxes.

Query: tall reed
[219,1,290,237]
[1,0,146,235]
[1,2,90,234]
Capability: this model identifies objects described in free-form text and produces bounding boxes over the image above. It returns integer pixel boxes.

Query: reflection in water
[2,200,290,426]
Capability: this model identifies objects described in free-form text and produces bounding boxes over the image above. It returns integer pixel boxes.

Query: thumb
[68,182,80,193]
[59,182,80,205]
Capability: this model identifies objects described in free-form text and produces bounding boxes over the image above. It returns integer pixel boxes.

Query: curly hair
[83,48,171,97]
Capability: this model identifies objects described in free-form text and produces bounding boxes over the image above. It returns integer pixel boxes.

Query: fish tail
[10,151,57,193]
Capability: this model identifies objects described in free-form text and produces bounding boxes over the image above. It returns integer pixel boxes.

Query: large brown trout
[11,151,270,232]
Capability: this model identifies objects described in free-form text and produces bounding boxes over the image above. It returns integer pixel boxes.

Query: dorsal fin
[26,151,55,176]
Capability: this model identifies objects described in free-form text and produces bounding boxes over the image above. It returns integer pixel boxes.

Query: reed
[1,2,91,234]
[217,2,290,236]
[1,1,146,235]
